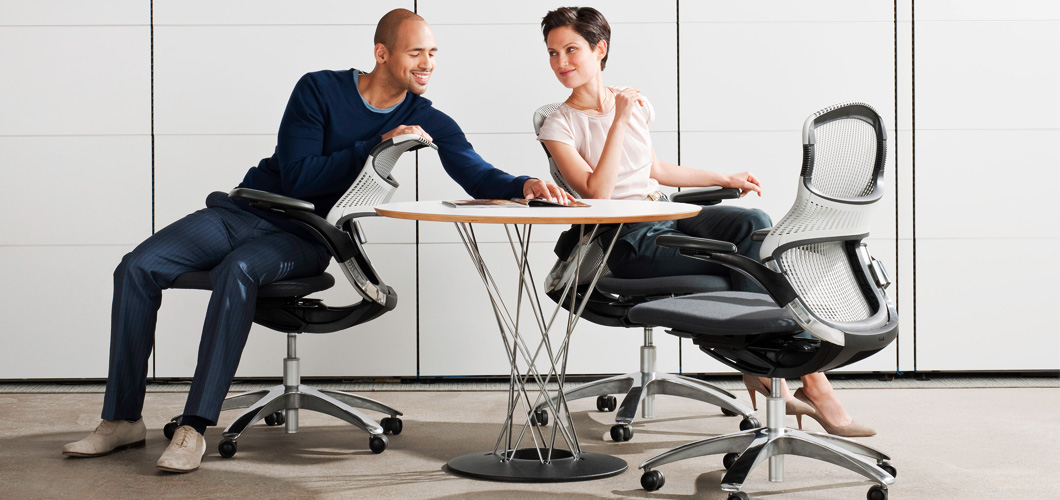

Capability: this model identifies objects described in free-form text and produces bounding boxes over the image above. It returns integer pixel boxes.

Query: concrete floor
[1,384,1057,499]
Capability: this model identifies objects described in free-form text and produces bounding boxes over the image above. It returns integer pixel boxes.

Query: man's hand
[725,171,763,197]
[382,124,433,142]
[522,178,576,205]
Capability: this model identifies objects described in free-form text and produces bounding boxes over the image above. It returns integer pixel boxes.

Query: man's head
[373,9,436,95]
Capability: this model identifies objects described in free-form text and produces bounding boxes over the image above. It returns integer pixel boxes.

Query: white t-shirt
[536,87,660,200]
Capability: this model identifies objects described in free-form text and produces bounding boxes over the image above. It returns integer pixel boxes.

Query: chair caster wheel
[739,416,760,431]
[721,407,739,417]
[867,485,888,500]
[640,470,665,491]
[610,424,633,442]
[596,395,617,412]
[879,462,896,478]
[163,421,178,440]
[381,417,403,435]
[218,439,237,458]
[264,411,285,426]
[531,409,549,426]
[727,492,750,500]
[369,434,389,454]
[723,452,740,470]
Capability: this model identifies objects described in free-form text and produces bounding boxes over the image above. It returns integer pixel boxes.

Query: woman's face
[546,26,605,89]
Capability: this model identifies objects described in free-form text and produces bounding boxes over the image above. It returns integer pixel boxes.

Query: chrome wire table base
[447,222,627,482]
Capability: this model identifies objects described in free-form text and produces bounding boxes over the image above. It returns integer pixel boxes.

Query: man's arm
[426,109,573,202]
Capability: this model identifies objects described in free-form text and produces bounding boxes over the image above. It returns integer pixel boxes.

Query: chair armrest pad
[230,187,315,212]
[229,188,358,261]
[670,187,741,205]
[655,233,798,306]
[751,228,771,242]
[656,234,737,254]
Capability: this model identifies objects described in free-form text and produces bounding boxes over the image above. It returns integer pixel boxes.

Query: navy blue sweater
[239,69,529,221]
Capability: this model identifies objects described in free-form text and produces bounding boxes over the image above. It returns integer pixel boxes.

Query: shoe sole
[62,439,146,458]
[156,463,200,474]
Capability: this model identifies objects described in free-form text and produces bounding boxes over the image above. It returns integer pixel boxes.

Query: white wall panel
[0,26,150,135]
[420,0,674,25]
[680,1,892,23]
[916,20,1060,131]
[915,238,1060,371]
[0,246,134,379]
[153,25,376,135]
[0,136,152,246]
[914,130,1060,239]
[0,0,147,26]
[153,0,405,26]
[154,244,418,378]
[914,0,1060,21]
[679,21,895,133]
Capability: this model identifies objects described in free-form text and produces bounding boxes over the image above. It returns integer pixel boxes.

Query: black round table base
[447,448,627,482]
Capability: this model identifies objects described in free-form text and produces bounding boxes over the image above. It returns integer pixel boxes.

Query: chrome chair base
[639,386,895,498]
[219,383,401,440]
[534,330,755,438]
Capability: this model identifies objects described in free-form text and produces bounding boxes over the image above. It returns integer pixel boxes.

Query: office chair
[630,102,898,500]
[530,103,757,443]
[164,135,435,457]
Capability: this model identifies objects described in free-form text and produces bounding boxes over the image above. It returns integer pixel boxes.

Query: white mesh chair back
[326,134,437,226]
[760,103,892,345]
[533,103,581,199]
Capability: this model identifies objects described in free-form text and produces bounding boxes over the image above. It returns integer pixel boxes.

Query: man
[62,8,573,473]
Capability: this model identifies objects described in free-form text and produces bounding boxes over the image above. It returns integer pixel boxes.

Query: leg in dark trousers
[607,205,771,291]
[102,192,329,423]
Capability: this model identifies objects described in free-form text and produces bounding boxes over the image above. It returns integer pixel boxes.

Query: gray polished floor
[1,377,1057,499]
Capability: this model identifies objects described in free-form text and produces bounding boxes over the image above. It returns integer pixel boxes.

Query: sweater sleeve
[427,109,530,200]
[273,73,379,199]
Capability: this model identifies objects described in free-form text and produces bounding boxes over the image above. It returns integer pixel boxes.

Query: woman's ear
[596,40,608,62]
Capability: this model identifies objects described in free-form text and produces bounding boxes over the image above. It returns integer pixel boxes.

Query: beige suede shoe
[156,425,206,473]
[63,418,147,457]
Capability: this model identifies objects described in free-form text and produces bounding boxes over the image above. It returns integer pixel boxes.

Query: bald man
[62,8,572,473]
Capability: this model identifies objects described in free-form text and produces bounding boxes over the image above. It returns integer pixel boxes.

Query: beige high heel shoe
[741,375,815,418]
[793,387,876,437]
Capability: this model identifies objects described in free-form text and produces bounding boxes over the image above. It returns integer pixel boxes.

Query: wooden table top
[375,199,702,225]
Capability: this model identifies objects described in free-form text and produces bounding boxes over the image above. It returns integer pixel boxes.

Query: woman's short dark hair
[541,7,611,70]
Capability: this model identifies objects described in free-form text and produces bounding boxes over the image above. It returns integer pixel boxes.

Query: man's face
[384,20,437,95]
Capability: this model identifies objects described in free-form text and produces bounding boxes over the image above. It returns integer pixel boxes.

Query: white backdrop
[0,0,1056,379]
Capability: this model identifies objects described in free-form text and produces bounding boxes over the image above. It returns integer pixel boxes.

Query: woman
[536,6,874,437]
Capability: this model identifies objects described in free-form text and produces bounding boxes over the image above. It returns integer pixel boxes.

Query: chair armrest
[655,234,798,306]
[751,228,771,242]
[670,187,742,206]
[229,188,359,262]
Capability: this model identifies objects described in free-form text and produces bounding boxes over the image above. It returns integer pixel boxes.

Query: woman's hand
[724,171,763,197]
[613,87,646,123]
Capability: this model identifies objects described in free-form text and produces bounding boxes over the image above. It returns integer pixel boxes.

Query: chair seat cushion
[628,291,802,336]
[171,271,335,298]
[596,274,729,297]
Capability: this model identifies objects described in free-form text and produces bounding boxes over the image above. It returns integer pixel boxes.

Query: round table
[376,199,701,482]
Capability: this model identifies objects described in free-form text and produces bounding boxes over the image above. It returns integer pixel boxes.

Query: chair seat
[171,271,335,298]
[628,291,802,336]
[596,274,729,297]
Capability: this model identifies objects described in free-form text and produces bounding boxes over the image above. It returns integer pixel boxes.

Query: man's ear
[374,43,388,65]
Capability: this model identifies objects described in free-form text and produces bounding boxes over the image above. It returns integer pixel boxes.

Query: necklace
[566,87,614,114]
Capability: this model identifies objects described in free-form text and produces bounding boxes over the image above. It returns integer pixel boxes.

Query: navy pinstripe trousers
[102,192,330,425]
